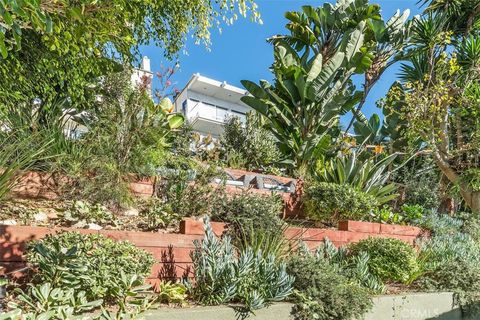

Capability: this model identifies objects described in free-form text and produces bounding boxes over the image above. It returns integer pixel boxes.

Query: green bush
[304,182,378,225]
[213,192,284,234]
[313,239,386,294]
[418,233,480,291]
[417,232,480,318]
[220,113,281,172]
[27,232,155,303]
[188,218,294,312]
[287,254,372,320]
[348,237,419,283]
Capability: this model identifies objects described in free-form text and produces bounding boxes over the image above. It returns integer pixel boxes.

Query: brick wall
[10,170,304,218]
[0,225,202,289]
[0,219,426,290]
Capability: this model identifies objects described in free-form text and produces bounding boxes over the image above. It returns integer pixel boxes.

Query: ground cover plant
[188,218,294,312]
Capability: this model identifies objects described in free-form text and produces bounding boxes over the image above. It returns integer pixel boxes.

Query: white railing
[187,101,228,123]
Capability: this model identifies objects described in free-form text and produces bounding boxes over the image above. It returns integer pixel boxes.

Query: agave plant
[314,152,398,204]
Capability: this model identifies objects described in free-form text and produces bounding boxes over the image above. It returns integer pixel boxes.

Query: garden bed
[0,219,428,285]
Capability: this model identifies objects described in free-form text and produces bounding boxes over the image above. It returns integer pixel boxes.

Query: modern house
[174,74,252,138]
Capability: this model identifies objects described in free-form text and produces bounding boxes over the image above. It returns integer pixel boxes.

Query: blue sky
[140,0,422,126]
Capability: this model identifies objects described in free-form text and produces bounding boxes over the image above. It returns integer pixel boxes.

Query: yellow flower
[374,145,384,154]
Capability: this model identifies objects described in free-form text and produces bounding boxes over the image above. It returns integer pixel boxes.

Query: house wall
[173,75,252,137]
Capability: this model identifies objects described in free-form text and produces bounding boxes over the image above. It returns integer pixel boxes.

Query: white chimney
[141,56,151,72]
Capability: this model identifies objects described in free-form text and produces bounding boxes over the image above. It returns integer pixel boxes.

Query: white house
[174,74,252,137]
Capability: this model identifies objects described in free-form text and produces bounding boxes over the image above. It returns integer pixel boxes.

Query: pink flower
[166,80,172,86]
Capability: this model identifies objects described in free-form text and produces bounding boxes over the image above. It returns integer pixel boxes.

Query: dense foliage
[349,237,419,284]
[220,113,281,172]
[5,232,157,318]
[27,232,155,302]
[304,182,378,225]
[3,0,480,318]
[188,218,294,312]
[241,0,410,175]
[391,0,480,212]
[288,253,372,320]
[0,0,261,59]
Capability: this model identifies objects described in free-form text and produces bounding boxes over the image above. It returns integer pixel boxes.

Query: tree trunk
[459,189,480,214]
[433,150,480,213]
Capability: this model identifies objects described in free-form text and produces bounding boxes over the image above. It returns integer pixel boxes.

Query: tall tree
[0,0,260,124]
[396,1,480,212]
[0,0,260,59]
[241,0,409,176]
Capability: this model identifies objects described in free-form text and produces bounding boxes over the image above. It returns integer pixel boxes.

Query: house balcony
[186,101,246,137]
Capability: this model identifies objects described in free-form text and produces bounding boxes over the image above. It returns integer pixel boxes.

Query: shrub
[27,232,155,303]
[220,113,281,172]
[313,239,385,294]
[417,233,480,291]
[213,192,284,238]
[287,254,372,320]
[155,164,227,218]
[304,182,378,225]
[234,222,293,261]
[348,237,419,283]
[188,218,294,312]
[417,232,480,318]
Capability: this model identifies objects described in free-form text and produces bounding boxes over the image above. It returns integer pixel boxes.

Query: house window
[182,100,188,114]
[231,110,247,124]
[216,106,229,122]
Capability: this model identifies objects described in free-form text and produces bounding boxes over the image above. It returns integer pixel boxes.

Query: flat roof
[175,73,249,105]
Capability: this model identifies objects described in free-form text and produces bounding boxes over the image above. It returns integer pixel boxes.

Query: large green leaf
[344,21,366,62]
[311,51,345,93]
[167,114,184,129]
[306,54,323,84]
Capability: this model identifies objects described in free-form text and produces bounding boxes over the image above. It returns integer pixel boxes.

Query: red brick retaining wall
[0,220,427,289]
[10,170,304,218]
